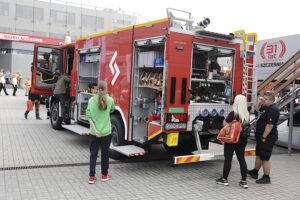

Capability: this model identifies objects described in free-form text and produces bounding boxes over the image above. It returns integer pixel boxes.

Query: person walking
[86,81,115,184]
[25,89,42,120]
[4,71,10,84]
[0,72,9,95]
[216,94,250,189]
[12,74,18,96]
[248,91,279,184]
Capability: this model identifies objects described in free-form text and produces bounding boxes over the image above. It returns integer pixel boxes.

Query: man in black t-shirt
[248,91,279,184]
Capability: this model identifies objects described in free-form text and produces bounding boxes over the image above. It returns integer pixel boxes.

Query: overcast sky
[68,0,299,40]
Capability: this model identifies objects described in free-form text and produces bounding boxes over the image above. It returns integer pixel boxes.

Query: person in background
[25,78,31,96]
[53,68,70,123]
[64,31,72,44]
[86,80,115,184]
[216,94,250,189]
[25,89,42,120]
[91,83,98,94]
[0,72,9,95]
[40,53,50,69]
[248,91,279,184]
[4,71,10,84]
[12,74,18,96]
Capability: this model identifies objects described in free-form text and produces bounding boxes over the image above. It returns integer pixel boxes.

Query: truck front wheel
[50,101,63,130]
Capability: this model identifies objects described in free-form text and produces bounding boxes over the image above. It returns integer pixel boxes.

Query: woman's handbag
[26,100,33,111]
[217,115,241,144]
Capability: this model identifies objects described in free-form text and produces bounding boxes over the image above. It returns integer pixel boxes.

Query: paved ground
[0,88,300,200]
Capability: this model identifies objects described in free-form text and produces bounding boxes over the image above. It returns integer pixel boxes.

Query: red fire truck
[31,9,256,163]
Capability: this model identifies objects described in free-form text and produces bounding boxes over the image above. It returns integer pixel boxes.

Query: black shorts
[256,138,276,161]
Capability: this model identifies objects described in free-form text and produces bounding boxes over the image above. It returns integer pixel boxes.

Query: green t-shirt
[86,94,115,137]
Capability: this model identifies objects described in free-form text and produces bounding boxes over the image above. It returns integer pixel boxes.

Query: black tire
[109,115,125,160]
[50,101,63,130]
[163,133,197,155]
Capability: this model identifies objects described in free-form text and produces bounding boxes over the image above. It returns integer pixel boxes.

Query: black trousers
[0,83,8,95]
[13,85,17,96]
[89,134,112,176]
[223,142,247,181]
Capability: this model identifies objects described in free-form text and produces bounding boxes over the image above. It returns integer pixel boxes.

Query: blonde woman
[216,94,250,189]
[86,81,115,184]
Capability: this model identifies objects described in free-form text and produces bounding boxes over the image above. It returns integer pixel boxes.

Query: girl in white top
[0,73,9,95]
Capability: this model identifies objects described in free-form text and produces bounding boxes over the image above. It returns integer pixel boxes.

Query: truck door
[31,44,64,95]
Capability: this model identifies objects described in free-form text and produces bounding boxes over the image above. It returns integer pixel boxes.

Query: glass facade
[0,0,137,39]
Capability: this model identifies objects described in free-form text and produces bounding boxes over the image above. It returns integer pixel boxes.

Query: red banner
[0,32,64,45]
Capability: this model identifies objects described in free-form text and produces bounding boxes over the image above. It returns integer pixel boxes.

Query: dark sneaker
[216,177,229,186]
[25,113,28,119]
[101,174,111,182]
[88,176,96,184]
[247,169,258,179]
[256,176,271,184]
[36,116,42,120]
[239,180,249,189]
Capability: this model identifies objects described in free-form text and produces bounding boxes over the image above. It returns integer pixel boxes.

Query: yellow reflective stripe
[78,18,169,41]
[148,130,162,140]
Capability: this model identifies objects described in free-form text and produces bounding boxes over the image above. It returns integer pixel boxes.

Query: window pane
[96,17,104,29]
[50,10,67,24]
[50,33,65,39]
[16,4,33,20]
[0,2,9,16]
[16,29,33,35]
[81,14,96,28]
[34,7,44,21]
[67,12,75,25]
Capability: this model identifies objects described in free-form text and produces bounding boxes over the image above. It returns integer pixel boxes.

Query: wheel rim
[111,124,119,147]
[52,102,59,122]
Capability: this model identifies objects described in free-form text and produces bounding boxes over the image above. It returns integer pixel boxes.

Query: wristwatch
[261,136,266,142]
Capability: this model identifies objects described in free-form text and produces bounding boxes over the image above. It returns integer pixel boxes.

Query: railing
[257,50,300,94]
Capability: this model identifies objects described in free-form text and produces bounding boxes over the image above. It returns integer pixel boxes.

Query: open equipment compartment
[131,37,165,143]
[77,47,100,122]
[190,44,235,104]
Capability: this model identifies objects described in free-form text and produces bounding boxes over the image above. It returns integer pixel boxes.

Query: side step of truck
[62,124,89,136]
[174,149,256,165]
[111,145,146,157]
[62,124,145,157]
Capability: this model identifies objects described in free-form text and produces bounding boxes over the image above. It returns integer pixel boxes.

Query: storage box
[138,51,161,67]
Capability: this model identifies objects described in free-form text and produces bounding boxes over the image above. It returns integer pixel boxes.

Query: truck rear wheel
[109,115,125,160]
[50,101,63,130]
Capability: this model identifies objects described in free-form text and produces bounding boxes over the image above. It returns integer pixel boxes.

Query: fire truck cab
[31,9,257,163]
